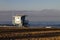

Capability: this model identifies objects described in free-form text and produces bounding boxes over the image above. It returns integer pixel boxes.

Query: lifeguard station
[12,15,28,27]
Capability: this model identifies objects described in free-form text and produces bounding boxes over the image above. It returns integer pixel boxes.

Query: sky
[0,0,60,11]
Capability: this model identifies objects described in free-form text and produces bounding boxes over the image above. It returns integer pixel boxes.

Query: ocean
[0,21,60,28]
[28,21,60,28]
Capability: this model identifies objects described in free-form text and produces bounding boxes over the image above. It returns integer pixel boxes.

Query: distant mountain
[0,9,60,22]
[39,9,60,16]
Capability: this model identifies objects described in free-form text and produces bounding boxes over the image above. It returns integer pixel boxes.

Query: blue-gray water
[0,21,60,28]
[28,21,60,28]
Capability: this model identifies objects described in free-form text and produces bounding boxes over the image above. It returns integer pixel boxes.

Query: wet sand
[0,27,60,40]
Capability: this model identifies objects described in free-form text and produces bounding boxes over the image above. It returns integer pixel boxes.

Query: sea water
[0,21,60,28]
[28,21,60,28]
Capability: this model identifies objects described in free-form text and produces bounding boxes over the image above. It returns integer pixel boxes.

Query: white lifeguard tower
[12,15,28,27]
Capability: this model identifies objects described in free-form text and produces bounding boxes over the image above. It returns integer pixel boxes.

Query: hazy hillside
[0,9,60,23]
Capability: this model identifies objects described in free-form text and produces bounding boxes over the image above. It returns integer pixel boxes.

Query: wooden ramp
[0,27,60,40]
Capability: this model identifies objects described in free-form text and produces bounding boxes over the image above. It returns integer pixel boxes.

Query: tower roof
[13,14,27,17]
